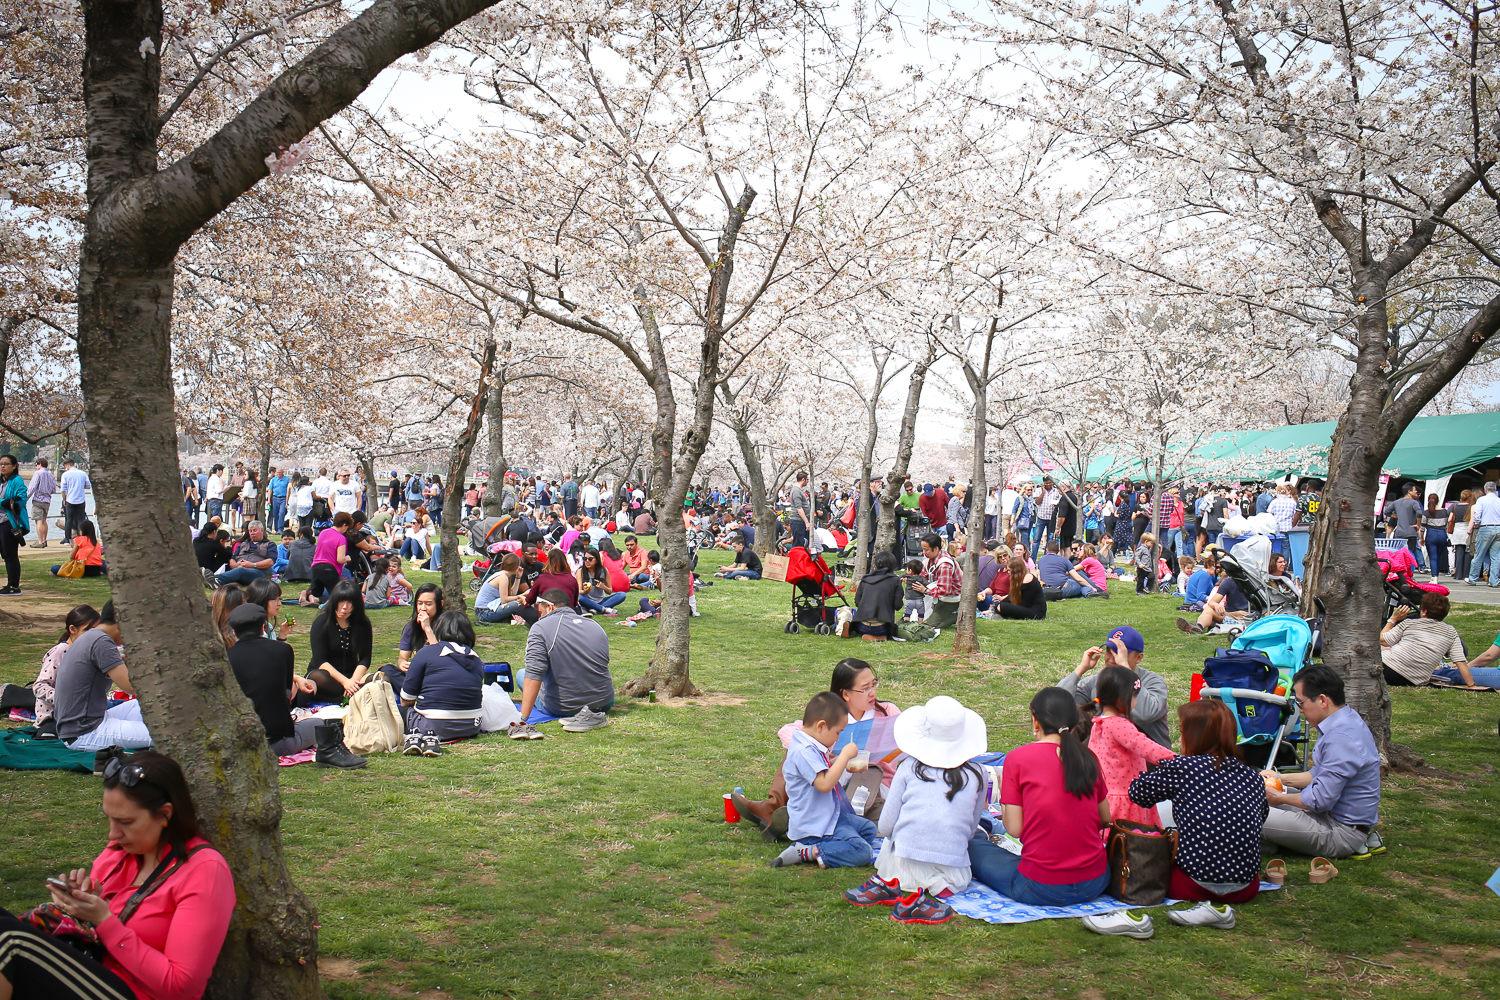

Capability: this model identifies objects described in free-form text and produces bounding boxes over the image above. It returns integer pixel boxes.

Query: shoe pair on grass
[1081,902,1235,939]
[842,875,956,925]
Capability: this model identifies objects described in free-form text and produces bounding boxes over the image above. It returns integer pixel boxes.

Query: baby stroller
[1199,615,1315,771]
[1378,550,1447,616]
[782,546,850,635]
[1218,549,1297,621]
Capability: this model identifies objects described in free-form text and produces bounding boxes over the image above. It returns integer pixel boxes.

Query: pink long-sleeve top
[90,837,237,1000]
[1091,714,1176,827]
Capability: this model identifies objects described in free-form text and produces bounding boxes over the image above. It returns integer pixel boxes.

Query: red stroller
[783,546,850,635]
[1378,549,1448,616]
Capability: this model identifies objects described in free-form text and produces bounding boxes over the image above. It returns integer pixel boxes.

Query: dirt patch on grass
[1375,943,1500,977]
[645,692,747,708]
[0,605,72,631]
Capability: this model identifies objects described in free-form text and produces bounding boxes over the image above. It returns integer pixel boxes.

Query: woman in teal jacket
[0,453,31,595]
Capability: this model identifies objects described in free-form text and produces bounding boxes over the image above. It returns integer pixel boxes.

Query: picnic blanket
[522,704,562,725]
[0,727,94,774]
[278,748,317,767]
[870,840,1280,924]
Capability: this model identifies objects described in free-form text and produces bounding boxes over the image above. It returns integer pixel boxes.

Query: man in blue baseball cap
[1057,625,1171,748]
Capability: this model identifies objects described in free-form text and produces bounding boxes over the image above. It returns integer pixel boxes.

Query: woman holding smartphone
[1,751,235,1000]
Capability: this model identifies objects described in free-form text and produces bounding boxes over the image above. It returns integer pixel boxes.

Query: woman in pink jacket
[0,751,236,1000]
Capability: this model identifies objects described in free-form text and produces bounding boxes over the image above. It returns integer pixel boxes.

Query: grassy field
[2,540,1499,1000]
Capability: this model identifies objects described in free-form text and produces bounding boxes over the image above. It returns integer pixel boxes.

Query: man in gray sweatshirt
[1056,625,1171,749]
[512,588,615,736]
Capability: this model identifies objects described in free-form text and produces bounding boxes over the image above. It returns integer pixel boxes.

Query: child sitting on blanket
[385,555,414,606]
[844,695,988,925]
[770,692,878,870]
[1089,666,1175,828]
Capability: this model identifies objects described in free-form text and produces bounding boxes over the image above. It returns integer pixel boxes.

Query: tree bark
[875,341,935,555]
[852,388,881,583]
[440,340,496,612]
[75,2,501,996]
[726,406,776,559]
[480,366,509,511]
[256,417,272,527]
[953,322,996,655]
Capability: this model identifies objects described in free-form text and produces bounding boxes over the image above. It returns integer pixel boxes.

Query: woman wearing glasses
[1,751,234,1000]
[731,658,902,835]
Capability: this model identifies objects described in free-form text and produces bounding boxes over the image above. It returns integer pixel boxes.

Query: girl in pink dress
[1091,666,1175,826]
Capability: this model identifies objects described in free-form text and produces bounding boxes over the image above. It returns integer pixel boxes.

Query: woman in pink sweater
[1,751,236,1000]
[1090,666,1176,826]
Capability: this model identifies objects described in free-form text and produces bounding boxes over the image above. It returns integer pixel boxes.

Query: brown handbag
[1106,820,1178,905]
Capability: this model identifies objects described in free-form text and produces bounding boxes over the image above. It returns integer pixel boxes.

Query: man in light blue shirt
[1467,481,1500,587]
[59,459,91,542]
[1261,663,1383,858]
[268,467,291,531]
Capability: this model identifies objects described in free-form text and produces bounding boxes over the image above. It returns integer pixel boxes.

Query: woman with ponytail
[967,687,1111,905]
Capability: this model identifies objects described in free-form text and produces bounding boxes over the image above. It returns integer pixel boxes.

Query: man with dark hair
[920,532,960,630]
[54,600,153,752]
[1260,664,1383,859]
[788,471,813,551]
[225,603,334,759]
[1379,592,1481,686]
[511,587,614,738]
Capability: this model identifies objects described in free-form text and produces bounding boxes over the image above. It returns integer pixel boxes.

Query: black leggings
[309,563,340,601]
[0,910,135,999]
[995,600,1046,620]
[296,667,363,705]
[0,519,20,588]
[1382,666,1417,688]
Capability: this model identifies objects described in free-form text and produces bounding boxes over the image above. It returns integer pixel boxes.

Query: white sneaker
[562,708,609,733]
[1167,901,1236,929]
[1081,910,1154,939]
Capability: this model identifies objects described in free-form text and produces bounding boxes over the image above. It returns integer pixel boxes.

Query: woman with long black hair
[968,687,1110,906]
[0,453,29,596]
[382,584,446,691]
[300,579,372,702]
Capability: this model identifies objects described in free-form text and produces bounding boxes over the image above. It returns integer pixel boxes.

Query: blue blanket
[871,840,1280,924]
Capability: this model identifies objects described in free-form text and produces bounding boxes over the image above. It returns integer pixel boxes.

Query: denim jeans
[216,566,268,586]
[1434,666,1500,687]
[1423,529,1449,576]
[400,537,427,561]
[1166,528,1182,555]
[1468,525,1500,585]
[1054,579,1096,599]
[721,570,760,580]
[795,811,879,869]
[270,496,287,531]
[968,837,1109,905]
[579,592,626,613]
[205,499,223,522]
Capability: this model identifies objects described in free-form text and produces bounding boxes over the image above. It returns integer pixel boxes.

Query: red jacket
[918,489,948,528]
[91,837,236,1000]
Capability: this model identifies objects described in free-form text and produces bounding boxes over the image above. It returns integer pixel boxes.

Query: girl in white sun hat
[844,695,988,925]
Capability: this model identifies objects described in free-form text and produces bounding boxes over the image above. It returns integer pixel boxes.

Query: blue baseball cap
[1105,626,1145,654]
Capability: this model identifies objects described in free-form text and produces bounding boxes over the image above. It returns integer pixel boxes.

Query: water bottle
[850,785,870,815]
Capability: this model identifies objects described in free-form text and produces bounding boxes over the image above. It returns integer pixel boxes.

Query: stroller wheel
[815,623,831,635]
[469,579,481,592]
[785,621,800,634]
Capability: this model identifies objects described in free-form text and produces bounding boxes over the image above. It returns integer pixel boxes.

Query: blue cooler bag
[1202,648,1281,743]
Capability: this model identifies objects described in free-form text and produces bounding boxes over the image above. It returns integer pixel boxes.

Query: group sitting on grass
[737,638,1385,932]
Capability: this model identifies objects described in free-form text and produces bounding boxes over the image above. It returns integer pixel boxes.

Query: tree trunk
[852,391,880,582]
[724,400,775,559]
[256,418,272,527]
[953,373,988,654]
[480,369,508,511]
[440,342,495,612]
[876,342,935,555]
[358,453,377,513]
[74,1,503,994]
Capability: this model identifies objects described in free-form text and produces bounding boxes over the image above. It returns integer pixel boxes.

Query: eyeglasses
[103,757,147,787]
[852,679,880,694]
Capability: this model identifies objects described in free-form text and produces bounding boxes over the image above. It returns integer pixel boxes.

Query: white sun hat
[893,695,987,769]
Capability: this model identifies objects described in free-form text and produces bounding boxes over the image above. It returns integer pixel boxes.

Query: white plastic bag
[479,683,521,732]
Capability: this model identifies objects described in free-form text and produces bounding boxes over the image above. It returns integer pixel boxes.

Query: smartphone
[45,877,74,894]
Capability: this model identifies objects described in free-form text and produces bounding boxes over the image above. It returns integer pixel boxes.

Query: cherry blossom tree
[968,0,1500,759]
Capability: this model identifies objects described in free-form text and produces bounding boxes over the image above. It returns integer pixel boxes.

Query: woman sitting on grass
[849,551,903,640]
[576,548,626,616]
[991,556,1047,620]
[399,610,485,757]
[968,687,1109,906]
[17,604,99,739]
[300,580,372,703]
[1086,699,1269,935]
[49,520,106,577]
[245,577,297,642]
[732,659,902,836]
[2,751,235,1000]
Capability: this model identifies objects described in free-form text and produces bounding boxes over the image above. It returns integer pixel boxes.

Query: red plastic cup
[1189,673,1205,702]
[723,793,741,823]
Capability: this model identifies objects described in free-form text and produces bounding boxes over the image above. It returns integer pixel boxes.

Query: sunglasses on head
[103,757,147,787]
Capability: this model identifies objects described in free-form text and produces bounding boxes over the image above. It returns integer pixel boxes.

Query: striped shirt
[1380,617,1465,685]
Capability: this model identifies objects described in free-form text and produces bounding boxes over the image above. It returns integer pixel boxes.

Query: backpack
[342,674,405,754]
[1201,648,1281,743]
[894,621,938,642]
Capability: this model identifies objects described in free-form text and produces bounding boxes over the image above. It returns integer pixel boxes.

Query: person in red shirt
[4,751,236,1000]
[918,484,949,533]
[967,687,1110,907]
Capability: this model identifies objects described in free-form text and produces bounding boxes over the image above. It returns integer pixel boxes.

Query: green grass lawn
[3,542,1500,999]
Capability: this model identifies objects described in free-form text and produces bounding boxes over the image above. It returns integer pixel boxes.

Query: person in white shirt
[1466,481,1500,588]
[581,480,601,518]
[311,467,334,507]
[331,470,361,515]
[999,484,1020,537]
[984,487,1002,541]
[293,474,317,530]
[204,463,226,526]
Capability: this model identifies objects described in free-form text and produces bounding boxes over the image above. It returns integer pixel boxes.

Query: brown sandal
[1310,857,1339,884]
[1263,859,1287,886]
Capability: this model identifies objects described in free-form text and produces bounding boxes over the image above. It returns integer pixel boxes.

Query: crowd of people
[732,640,1383,934]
